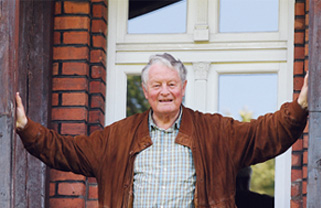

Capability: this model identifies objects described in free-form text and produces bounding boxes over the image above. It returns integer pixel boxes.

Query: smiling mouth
[159,99,173,102]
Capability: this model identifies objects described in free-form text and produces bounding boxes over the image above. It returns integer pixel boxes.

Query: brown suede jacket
[17,100,307,208]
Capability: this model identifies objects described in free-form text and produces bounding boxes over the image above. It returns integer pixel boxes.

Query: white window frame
[106,1,295,207]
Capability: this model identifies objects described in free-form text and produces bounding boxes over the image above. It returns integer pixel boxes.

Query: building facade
[0,0,314,207]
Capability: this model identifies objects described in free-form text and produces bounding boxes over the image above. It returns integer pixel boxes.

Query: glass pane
[218,73,277,120]
[218,73,277,197]
[219,0,279,33]
[127,75,150,117]
[128,0,187,34]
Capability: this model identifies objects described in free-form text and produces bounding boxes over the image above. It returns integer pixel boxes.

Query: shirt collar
[149,107,183,132]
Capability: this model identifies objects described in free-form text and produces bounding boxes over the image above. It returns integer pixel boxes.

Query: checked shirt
[133,109,196,208]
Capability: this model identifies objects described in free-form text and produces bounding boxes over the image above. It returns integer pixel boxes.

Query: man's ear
[182,80,187,96]
[142,83,149,99]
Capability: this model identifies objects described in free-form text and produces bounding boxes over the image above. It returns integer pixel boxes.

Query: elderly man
[16,53,308,208]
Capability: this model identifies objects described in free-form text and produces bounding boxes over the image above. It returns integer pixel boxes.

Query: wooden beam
[0,0,54,207]
[307,0,321,207]
[14,0,54,207]
[0,0,20,207]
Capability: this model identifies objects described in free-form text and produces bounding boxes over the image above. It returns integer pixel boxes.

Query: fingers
[304,71,309,86]
[16,92,23,109]
[15,92,28,130]
[297,72,309,109]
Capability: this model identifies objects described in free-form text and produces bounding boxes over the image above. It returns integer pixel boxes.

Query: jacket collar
[148,107,182,133]
[175,106,194,149]
[131,106,194,155]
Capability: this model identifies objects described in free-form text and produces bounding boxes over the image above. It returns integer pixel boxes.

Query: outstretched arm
[15,91,102,176]
[297,72,309,109]
[15,92,28,130]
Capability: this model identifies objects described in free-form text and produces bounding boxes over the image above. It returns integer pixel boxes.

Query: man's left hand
[297,72,309,109]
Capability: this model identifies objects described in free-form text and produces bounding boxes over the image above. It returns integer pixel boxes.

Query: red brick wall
[50,0,107,207]
[291,0,309,207]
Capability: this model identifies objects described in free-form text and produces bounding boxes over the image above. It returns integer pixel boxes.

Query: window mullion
[193,0,209,41]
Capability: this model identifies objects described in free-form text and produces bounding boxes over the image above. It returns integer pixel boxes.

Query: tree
[126,75,150,117]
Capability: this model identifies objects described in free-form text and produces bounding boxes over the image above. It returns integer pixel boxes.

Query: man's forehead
[149,62,173,70]
[148,69,180,79]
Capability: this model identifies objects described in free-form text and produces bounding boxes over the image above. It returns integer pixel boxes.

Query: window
[128,0,187,34]
[218,73,277,120]
[219,0,279,33]
[218,73,278,196]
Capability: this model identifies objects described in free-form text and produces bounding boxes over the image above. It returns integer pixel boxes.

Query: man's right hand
[16,92,28,130]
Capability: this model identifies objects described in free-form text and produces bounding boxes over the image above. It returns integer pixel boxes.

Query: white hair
[141,53,187,89]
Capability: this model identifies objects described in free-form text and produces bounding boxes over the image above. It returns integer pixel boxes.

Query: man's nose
[160,85,170,95]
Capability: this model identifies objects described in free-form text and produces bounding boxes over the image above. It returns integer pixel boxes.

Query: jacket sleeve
[225,99,308,169]
[16,118,109,177]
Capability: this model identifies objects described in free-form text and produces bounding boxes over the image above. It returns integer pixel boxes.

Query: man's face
[143,63,187,118]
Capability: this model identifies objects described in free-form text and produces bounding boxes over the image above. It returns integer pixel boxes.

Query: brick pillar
[50,0,107,207]
[87,1,107,207]
[291,1,309,208]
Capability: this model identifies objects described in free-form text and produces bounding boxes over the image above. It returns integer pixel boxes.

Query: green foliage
[127,75,150,117]
[250,159,275,196]
[239,107,253,122]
